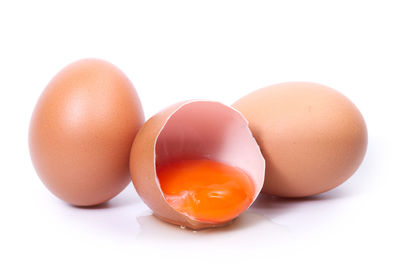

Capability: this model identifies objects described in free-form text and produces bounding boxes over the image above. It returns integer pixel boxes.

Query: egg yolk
[157,159,254,223]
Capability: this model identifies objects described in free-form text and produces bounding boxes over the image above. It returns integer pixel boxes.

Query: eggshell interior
[155,101,265,193]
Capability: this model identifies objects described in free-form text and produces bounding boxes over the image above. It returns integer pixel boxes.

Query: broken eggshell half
[129,100,265,230]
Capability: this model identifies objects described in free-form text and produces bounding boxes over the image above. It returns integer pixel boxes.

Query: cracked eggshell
[233,82,368,198]
[129,100,265,230]
[29,58,144,206]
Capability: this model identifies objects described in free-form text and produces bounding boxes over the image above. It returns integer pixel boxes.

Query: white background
[1,0,399,266]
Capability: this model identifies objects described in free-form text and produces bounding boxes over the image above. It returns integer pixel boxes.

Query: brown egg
[233,82,367,198]
[29,59,144,206]
[130,101,265,229]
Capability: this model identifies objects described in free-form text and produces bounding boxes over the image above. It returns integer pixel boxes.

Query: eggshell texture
[129,101,265,229]
[233,82,367,197]
[29,59,144,206]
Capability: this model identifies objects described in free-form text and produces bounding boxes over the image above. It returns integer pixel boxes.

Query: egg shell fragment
[29,58,144,206]
[129,100,265,230]
[233,82,368,197]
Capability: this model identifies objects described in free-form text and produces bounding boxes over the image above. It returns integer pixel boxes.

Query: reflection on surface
[136,210,291,246]
[60,182,354,244]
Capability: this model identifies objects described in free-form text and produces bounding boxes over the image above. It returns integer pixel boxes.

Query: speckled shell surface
[29,59,144,206]
[233,82,367,197]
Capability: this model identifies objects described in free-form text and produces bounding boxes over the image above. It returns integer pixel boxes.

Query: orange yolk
[157,159,254,223]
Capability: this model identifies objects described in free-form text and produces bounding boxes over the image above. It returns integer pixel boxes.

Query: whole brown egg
[29,59,144,206]
[233,82,367,198]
